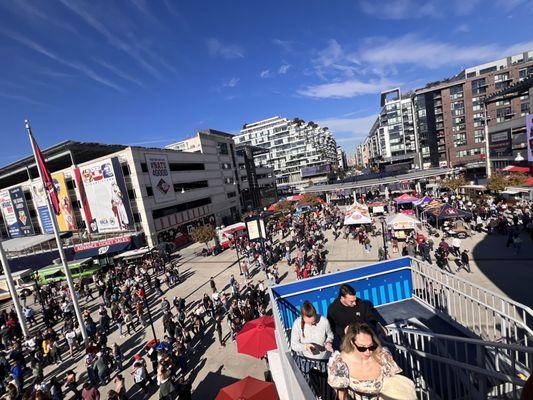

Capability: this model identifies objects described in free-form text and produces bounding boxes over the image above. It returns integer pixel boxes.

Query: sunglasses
[354,343,378,352]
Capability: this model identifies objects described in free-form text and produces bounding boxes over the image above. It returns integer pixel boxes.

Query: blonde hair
[341,322,382,362]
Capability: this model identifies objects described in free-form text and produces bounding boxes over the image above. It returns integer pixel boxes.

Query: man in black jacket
[327,284,379,344]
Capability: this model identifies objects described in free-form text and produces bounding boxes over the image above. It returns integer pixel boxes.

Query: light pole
[139,280,157,341]
[380,217,388,260]
[234,240,243,275]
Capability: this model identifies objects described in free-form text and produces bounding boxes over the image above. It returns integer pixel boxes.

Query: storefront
[72,235,143,267]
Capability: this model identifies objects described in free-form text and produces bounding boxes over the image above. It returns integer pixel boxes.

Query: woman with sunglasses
[327,322,402,400]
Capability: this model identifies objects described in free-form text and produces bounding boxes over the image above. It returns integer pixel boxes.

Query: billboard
[9,187,35,236]
[527,114,533,162]
[75,157,133,233]
[30,181,54,234]
[52,172,77,231]
[146,153,175,203]
[0,191,20,238]
[300,164,332,178]
[489,129,512,157]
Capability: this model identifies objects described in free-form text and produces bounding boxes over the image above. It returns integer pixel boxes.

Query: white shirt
[452,238,461,248]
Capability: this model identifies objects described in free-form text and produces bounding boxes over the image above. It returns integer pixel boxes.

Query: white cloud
[318,114,379,147]
[278,64,291,74]
[260,69,271,78]
[272,38,293,52]
[359,0,481,19]
[206,38,244,59]
[455,24,470,33]
[358,35,533,69]
[223,77,240,87]
[495,0,532,12]
[298,78,397,99]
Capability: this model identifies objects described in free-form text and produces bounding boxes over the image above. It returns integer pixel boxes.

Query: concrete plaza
[9,223,533,399]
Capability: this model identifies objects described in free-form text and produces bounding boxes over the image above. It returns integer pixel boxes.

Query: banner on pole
[9,187,35,236]
[52,172,78,231]
[30,181,54,234]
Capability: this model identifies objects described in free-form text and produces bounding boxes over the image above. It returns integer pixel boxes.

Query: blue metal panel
[273,259,414,329]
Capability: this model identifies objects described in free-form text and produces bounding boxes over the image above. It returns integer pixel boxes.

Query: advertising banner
[30,181,54,234]
[76,157,133,233]
[300,164,331,178]
[146,153,175,203]
[8,187,35,236]
[73,236,131,252]
[527,114,533,162]
[52,172,77,231]
[489,129,512,157]
[0,191,21,238]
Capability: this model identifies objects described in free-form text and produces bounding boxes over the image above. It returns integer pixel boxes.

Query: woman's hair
[341,322,382,362]
[300,301,317,338]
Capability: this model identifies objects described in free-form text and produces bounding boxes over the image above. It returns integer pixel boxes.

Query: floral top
[327,349,402,399]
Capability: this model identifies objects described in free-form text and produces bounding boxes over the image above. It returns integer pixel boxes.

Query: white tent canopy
[386,213,422,230]
[344,210,372,225]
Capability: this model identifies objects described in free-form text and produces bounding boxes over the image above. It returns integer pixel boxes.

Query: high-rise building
[357,50,533,173]
[234,116,338,191]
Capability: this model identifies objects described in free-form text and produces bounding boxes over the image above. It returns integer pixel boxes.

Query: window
[152,197,212,219]
[133,213,142,223]
[495,73,511,89]
[121,164,130,176]
[140,163,148,173]
[66,179,76,190]
[453,133,467,147]
[496,107,512,122]
[217,142,229,155]
[495,99,511,106]
[471,78,487,95]
[146,186,153,196]
[173,180,208,191]
[479,66,497,74]
[474,129,485,143]
[521,103,530,115]
[220,163,232,170]
[169,163,205,171]
[127,189,136,199]
[227,191,237,199]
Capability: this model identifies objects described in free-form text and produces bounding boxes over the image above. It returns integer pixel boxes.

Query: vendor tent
[386,213,422,230]
[413,196,432,206]
[500,165,531,173]
[428,204,472,221]
[393,193,419,204]
[344,209,372,225]
[286,194,303,202]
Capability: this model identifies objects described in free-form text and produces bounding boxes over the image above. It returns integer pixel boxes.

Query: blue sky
[0,0,532,164]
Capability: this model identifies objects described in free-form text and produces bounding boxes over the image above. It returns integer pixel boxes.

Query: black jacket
[327,298,377,341]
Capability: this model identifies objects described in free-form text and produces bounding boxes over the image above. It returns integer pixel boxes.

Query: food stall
[386,213,422,240]
[393,193,420,215]
[367,201,388,216]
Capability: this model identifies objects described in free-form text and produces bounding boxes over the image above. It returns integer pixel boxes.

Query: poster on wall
[30,181,54,234]
[75,157,133,233]
[8,187,35,236]
[52,172,78,231]
[527,114,533,162]
[0,190,21,238]
[146,153,175,203]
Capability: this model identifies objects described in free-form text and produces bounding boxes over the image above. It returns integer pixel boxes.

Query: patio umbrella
[267,203,278,212]
[236,315,277,359]
[215,376,279,400]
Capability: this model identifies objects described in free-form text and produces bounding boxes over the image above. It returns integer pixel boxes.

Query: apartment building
[234,116,338,191]
[357,50,533,172]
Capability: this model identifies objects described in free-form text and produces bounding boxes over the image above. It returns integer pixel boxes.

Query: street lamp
[379,217,388,260]
[139,280,157,341]
[515,152,525,162]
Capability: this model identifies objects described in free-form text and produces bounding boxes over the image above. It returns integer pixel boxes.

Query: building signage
[300,164,331,178]
[52,172,78,232]
[146,153,175,203]
[30,180,54,234]
[74,236,131,252]
[8,187,35,236]
[489,129,512,157]
[527,114,533,162]
[75,157,133,233]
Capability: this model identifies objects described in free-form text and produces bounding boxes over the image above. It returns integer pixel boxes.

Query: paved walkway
[8,223,533,399]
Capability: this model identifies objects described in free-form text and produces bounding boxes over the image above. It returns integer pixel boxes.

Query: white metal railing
[268,288,316,400]
[387,326,532,399]
[410,258,533,352]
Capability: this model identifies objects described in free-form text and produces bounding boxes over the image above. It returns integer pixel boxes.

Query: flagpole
[25,120,88,341]
[0,241,29,337]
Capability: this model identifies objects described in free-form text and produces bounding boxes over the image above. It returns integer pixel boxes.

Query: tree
[191,225,216,250]
[276,200,294,213]
[508,172,527,187]
[441,175,467,193]
[300,194,323,207]
[487,172,527,192]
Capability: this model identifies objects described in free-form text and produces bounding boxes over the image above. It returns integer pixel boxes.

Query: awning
[114,247,153,261]
[1,234,56,252]
[500,165,531,173]
[73,240,132,260]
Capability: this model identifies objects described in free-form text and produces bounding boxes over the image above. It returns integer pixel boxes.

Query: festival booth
[425,204,472,230]
[386,213,422,240]
[367,201,388,216]
[393,193,419,215]
[343,209,373,225]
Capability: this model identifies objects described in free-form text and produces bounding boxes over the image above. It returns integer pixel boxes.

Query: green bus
[37,258,100,284]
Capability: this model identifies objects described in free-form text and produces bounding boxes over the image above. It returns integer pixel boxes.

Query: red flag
[27,123,60,215]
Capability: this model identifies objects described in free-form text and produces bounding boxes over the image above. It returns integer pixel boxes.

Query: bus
[0,268,35,301]
[37,258,100,284]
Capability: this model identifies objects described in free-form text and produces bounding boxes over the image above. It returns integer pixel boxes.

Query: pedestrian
[215,316,225,347]
[451,237,461,257]
[209,277,217,292]
[113,374,127,400]
[65,370,81,400]
[81,382,100,400]
[131,357,150,395]
[457,249,471,273]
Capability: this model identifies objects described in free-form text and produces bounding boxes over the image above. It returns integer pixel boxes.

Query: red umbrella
[215,376,279,400]
[236,315,277,359]
[267,203,278,212]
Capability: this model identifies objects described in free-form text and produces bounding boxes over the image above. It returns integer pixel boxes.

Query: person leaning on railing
[290,301,334,359]
[327,322,416,400]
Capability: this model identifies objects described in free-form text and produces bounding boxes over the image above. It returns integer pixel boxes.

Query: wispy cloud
[95,59,145,88]
[0,91,47,106]
[278,64,291,74]
[358,0,481,19]
[58,0,166,79]
[455,24,470,33]
[260,69,271,78]
[1,1,78,34]
[223,77,240,88]
[298,78,398,99]
[272,38,294,52]
[494,0,532,12]
[318,114,379,148]
[206,38,244,59]
[0,28,124,92]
